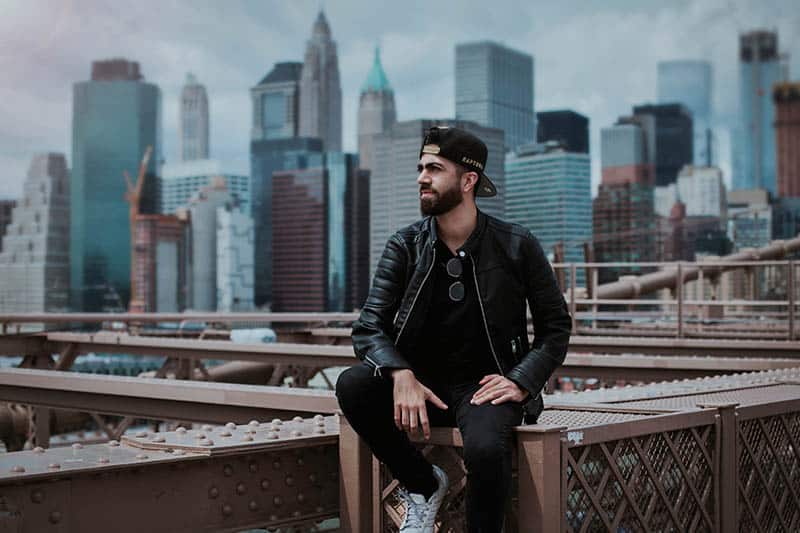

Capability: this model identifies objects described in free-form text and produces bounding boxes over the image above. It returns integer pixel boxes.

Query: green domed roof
[361,47,393,94]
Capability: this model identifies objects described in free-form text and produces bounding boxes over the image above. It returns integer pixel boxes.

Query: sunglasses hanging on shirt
[445,257,465,302]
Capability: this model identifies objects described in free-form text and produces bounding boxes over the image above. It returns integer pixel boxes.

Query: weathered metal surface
[553,367,800,405]
[0,417,340,533]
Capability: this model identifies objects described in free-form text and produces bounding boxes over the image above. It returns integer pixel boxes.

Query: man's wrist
[391,368,414,380]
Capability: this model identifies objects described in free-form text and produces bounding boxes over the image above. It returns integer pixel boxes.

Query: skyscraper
[358,47,396,171]
[180,73,209,161]
[250,60,324,307]
[0,153,70,312]
[369,119,504,273]
[592,123,656,281]
[774,82,800,197]
[71,59,161,311]
[737,30,782,193]
[455,41,534,151]
[251,62,302,141]
[271,153,363,312]
[505,143,591,285]
[250,137,324,307]
[299,11,342,151]
[658,60,713,166]
[536,110,589,153]
[623,104,693,187]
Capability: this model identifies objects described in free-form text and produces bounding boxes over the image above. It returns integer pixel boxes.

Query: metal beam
[0,368,337,424]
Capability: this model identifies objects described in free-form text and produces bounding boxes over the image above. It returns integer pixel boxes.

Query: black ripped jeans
[336,363,523,533]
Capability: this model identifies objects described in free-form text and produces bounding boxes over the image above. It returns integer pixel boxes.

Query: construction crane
[123,146,153,313]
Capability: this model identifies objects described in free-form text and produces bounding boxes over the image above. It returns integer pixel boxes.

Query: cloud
[0,0,797,200]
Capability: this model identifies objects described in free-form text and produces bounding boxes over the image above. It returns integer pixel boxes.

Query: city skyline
[1,0,798,201]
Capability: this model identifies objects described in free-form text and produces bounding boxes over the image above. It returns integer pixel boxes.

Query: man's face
[417,154,464,216]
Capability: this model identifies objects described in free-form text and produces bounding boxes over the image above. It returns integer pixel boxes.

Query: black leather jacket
[352,210,571,419]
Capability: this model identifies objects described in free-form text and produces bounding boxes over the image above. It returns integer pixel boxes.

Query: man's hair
[455,163,477,198]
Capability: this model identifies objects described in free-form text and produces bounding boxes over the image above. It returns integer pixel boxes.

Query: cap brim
[476,173,497,197]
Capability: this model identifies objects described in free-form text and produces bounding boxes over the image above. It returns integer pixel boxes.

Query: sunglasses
[445,257,465,303]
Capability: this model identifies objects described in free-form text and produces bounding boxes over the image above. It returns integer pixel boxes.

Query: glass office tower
[70,59,161,311]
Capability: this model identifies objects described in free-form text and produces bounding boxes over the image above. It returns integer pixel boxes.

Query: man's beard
[420,182,463,216]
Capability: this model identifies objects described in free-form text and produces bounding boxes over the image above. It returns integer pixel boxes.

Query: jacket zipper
[470,255,504,375]
[366,246,437,377]
[393,246,437,348]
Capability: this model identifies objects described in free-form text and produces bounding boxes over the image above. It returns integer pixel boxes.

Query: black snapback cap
[419,126,497,197]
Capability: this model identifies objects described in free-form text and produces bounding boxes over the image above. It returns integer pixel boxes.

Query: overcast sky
[0,0,798,200]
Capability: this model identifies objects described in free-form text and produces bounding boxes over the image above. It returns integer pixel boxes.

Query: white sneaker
[398,465,449,532]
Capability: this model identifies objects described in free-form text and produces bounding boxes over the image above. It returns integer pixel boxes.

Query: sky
[0,0,798,200]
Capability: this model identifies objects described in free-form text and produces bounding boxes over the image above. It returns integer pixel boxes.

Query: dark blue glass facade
[70,80,161,311]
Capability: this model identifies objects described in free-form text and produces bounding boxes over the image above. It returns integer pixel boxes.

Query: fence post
[516,425,566,531]
[697,402,738,533]
[569,263,577,333]
[677,262,684,338]
[339,415,373,532]
[789,260,795,341]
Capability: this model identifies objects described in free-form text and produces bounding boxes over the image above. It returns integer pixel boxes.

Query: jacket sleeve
[506,231,572,397]
[351,234,413,375]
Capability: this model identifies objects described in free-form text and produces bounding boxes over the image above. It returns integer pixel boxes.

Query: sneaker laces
[398,487,427,528]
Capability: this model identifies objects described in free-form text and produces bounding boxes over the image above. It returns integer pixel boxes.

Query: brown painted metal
[338,416,372,532]
[0,416,340,532]
[516,425,566,531]
[0,368,338,424]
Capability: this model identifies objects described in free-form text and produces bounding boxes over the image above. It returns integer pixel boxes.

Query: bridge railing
[552,259,799,340]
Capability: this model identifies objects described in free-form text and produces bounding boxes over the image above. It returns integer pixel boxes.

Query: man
[336,126,571,532]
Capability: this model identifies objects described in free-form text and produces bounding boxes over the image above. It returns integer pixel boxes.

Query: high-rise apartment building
[658,61,713,166]
[774,82,800,197]
[455,41,534,151]
[71,59,161,311]
[358,47,396,171]
[536,110,589,154]
[623,104,693,187]
[299,11,342,151]
[737,30,782,193]
[505,143,591,285]
[180,73,209,161]
[0,154,70,312]
[369,119,505,273]
[160,159,249,214]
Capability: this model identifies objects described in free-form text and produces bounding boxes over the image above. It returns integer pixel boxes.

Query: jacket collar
[428,209,487,256]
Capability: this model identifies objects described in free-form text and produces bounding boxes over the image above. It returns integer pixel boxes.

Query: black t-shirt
[414,239,498,385]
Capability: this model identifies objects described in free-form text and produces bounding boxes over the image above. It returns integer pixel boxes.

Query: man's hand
[391,369,448,440]
[471,374,529,405]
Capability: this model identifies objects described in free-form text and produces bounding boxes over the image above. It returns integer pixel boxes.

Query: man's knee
[463,434,511,474]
